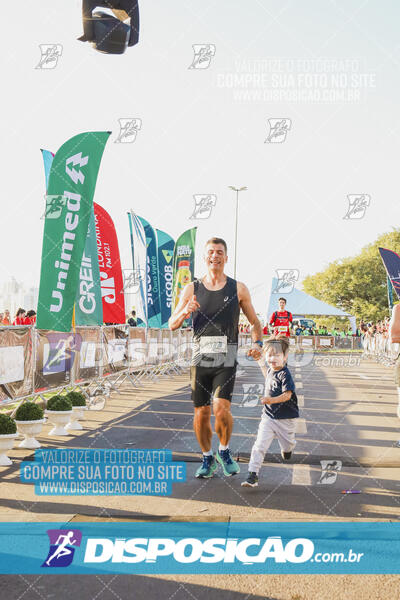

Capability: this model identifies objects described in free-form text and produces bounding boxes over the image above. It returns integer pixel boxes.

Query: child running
[241,336,299,488]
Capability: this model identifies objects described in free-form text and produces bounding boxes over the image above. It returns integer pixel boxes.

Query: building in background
[0,278,38,316]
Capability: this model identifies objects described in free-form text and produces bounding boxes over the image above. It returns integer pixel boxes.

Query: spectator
[13,308,26,325]
[2,310,11,325]
[127,310,137,327]
[25,310,36,325]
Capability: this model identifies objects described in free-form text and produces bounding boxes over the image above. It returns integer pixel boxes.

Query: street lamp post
[228,186,247,279]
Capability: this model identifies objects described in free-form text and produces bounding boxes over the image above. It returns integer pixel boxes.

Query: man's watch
[254,340,263,348]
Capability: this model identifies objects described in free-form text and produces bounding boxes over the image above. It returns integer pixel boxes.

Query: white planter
[15,419,45,449]
[66,406,87,431]
[45,410,73,436]
[0,433,18,466]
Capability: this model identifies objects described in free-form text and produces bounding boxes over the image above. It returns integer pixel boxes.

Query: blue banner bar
[0,522,398,574]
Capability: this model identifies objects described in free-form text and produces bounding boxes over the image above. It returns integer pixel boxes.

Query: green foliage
[66,391,86,407]
[0,414,17,435]
[46,395,72,412]
[302,229,400,322]
[15,401,44,421]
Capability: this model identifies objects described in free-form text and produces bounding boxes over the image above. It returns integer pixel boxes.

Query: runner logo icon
[42,529,82,568]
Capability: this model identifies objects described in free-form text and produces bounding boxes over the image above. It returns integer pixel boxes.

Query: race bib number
[199,336,228,354]
[276,326,288,332]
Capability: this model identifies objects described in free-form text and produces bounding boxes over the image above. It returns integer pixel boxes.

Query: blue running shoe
[216,448,240,476]
[195,454,217,478]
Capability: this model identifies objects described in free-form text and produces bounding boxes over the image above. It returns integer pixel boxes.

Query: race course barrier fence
[361,333,399,366]
[0,327,362,411]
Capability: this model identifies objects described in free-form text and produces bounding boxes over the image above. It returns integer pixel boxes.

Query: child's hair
[263,336,290,355]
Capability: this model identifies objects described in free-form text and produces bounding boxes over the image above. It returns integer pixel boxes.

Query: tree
[302,229,400,322]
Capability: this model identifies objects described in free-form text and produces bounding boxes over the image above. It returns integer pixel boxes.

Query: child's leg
[248,413,275,473]
[274,418,296,453]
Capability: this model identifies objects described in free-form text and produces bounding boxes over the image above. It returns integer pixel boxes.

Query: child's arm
[261,391,293,405]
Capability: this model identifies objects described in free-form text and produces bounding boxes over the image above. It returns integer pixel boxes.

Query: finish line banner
[0,522,399,574]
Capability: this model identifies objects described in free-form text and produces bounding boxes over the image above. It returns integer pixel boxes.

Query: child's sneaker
[216,448,240,476]
[195,455,217,478]
[241,472,258,487]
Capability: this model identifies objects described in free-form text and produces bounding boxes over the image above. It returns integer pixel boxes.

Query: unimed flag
[156,229,175,328]
[37,132,110,331]
[379,247,400,300]
[94,202,125,324]
[172,227,197,312]
[41,148,103,327]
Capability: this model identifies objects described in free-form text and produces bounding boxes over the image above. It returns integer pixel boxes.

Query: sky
[1,0,400,314]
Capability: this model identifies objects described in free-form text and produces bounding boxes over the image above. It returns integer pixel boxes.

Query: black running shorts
[190,364,237,407]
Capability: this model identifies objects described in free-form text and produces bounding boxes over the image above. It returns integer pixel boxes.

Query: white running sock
[219,443,229,451]
[203,450,213,456]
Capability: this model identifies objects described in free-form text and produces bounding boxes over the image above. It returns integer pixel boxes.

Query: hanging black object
[79,1,140,53]
[92,12,130,54]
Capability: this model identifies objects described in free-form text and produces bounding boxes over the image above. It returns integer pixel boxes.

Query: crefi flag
[172,227,197,312]
[37,132,110,331]
[156,229,175,328]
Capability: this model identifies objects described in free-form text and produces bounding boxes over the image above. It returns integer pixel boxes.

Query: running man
[169,237,263,478]
[269,297,293,337]
[46,531,77,566]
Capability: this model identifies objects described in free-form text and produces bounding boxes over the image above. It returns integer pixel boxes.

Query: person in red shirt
[25,310,37,325]
[269,297,293,337]
[13,308,26,325]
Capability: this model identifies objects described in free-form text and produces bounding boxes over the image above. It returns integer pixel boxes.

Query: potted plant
[0,414,18,466]
[14,401,45,449]
[66,391,87,431]
[45,395,73,436]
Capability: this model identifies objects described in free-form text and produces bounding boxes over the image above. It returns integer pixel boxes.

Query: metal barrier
[0,328,363,412]
[0,325,196,413]
[362,333,399,366]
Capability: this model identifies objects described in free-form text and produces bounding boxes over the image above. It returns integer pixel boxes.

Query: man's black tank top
[192,276,240,366]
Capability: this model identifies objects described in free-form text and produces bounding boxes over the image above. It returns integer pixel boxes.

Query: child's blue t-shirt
[264,365,299,419]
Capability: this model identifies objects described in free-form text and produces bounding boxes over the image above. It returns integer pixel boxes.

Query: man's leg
[213,397,233,446]
[212,365,240,475]
[193,405,212,452]
[191,366,217,478]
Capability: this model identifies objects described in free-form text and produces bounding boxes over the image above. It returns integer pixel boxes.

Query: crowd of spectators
[360,318,390,339]
[0,308,36,326]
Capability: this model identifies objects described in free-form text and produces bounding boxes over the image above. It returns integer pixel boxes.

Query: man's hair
[263,336,290,355]
[131,310,136,316]
[278,297,286,303]
[205,237,227,253]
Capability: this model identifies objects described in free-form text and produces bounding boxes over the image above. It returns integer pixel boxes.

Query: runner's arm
[168,283,198,331]
[237,282,262,342]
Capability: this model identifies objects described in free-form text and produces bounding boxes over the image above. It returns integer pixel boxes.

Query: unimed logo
[83,536,314,564]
